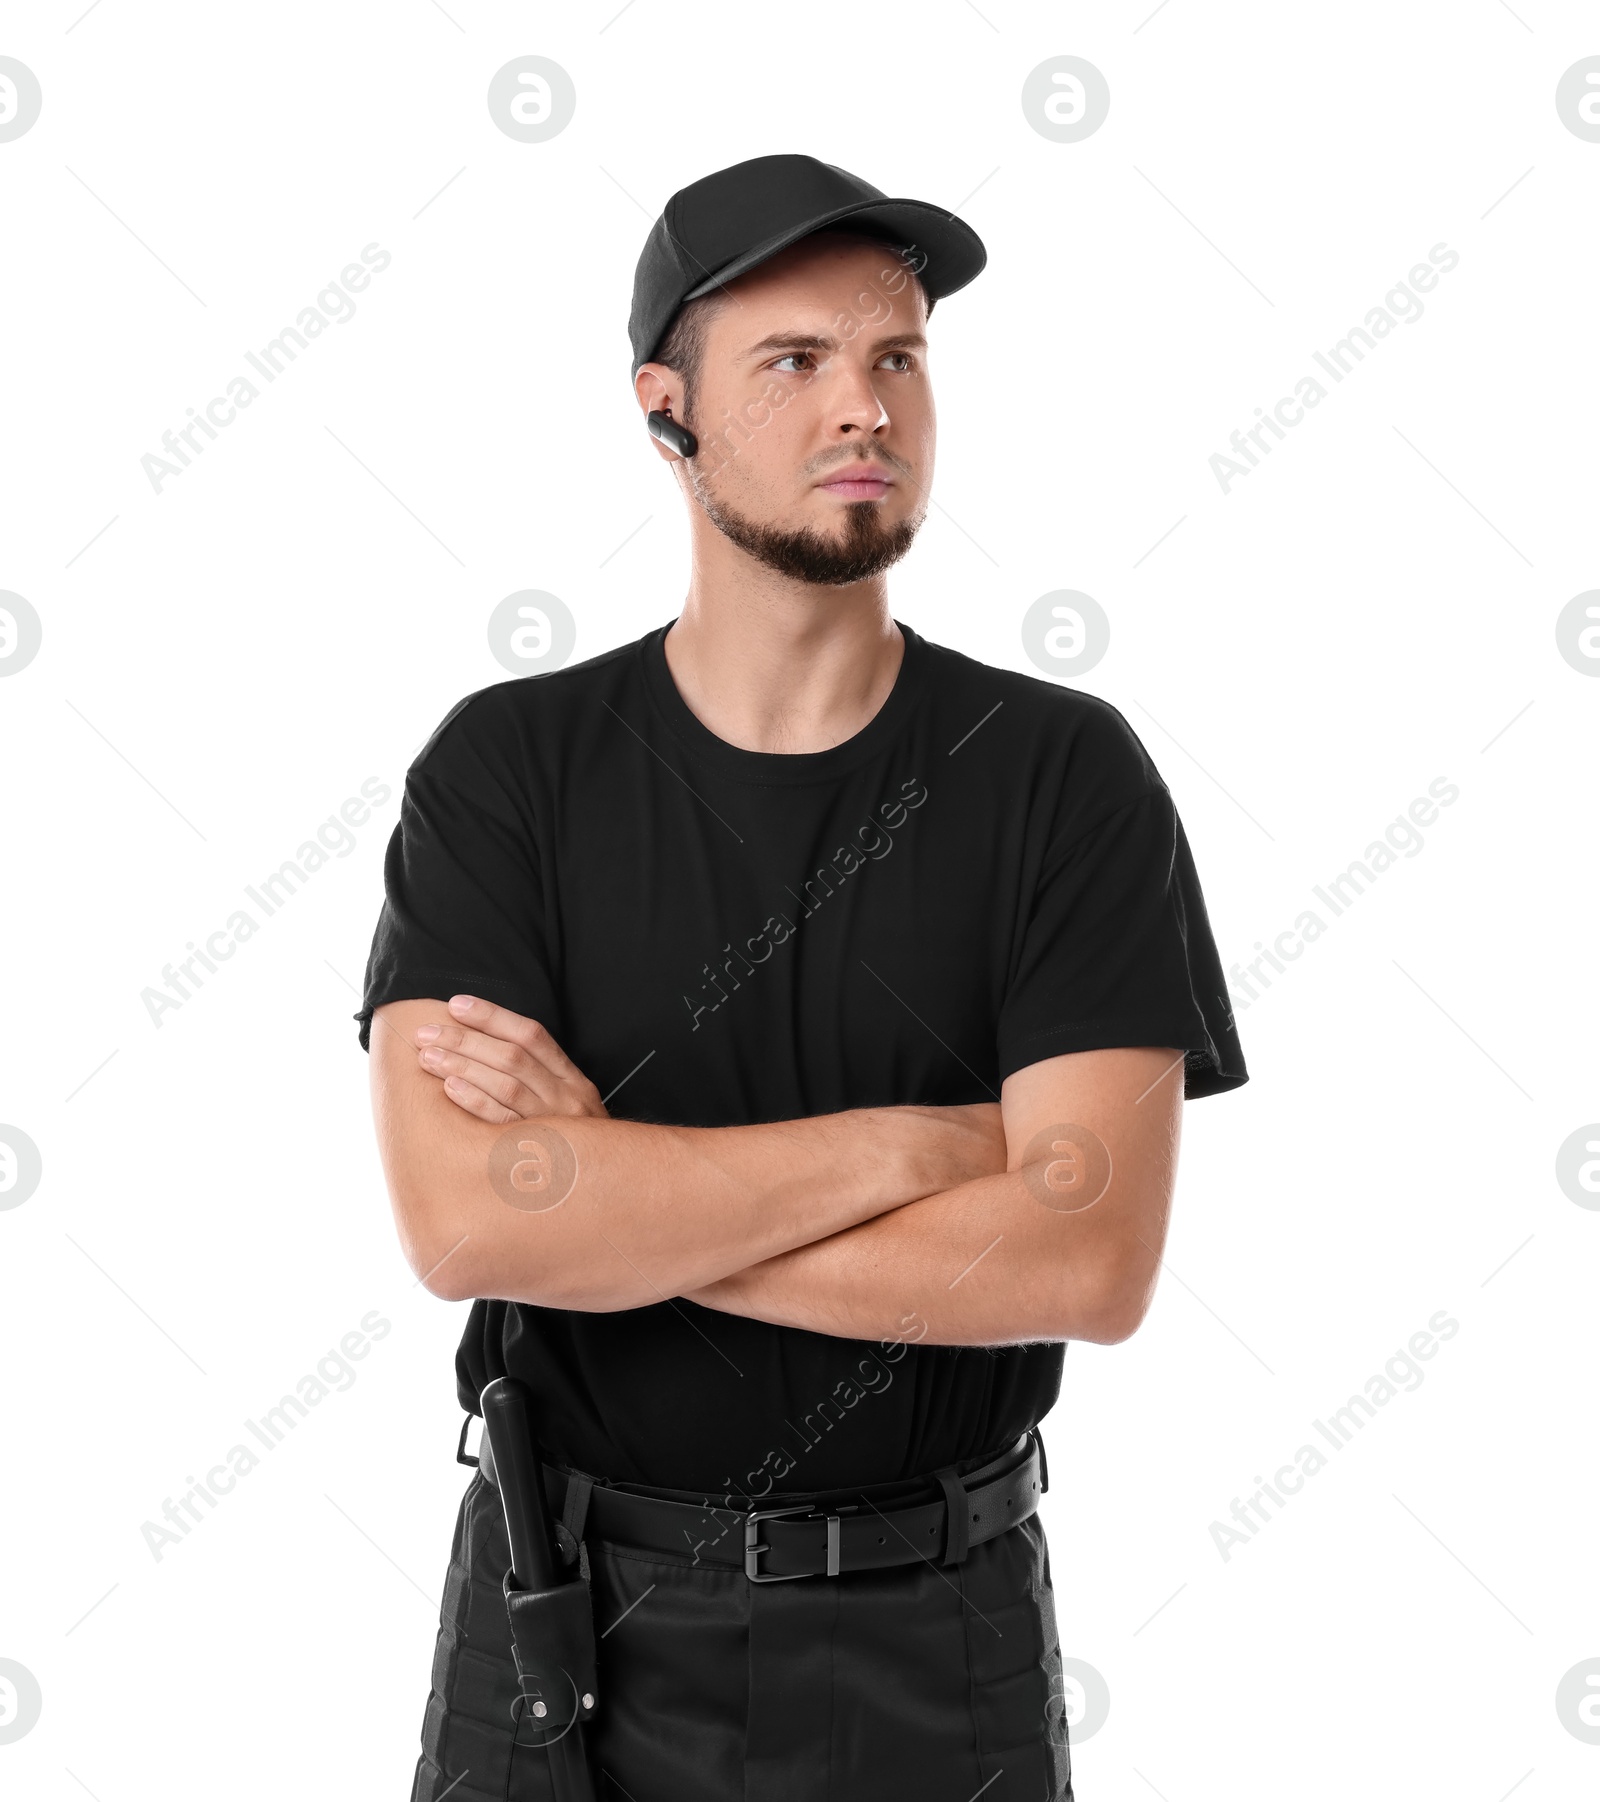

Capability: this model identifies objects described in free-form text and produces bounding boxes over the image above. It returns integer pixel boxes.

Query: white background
[2,2,1596,1797]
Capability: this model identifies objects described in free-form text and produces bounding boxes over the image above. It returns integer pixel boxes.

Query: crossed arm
[367,995,1185,1347]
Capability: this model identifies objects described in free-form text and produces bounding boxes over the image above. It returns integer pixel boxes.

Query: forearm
[684,1165,1145,1348]
[394,1103,989,1311]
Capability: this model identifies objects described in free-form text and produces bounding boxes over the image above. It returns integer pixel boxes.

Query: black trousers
[411,1465,1073,1802]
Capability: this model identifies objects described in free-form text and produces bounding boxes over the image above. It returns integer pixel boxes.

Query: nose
[826,357,891,439]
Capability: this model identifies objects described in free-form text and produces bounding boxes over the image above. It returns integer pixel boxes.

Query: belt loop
[562,1470,594,1543]
[1029,1425,1049,1495]
[557,1469,595,1583]
[934,1467,970,1566]
[455,1411,480,1468]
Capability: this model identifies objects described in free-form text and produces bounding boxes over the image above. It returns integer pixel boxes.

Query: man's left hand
[413,994,609,1125]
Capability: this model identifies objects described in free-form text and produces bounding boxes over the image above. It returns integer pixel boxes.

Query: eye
[770,351,816,374]
[880,351,915,373]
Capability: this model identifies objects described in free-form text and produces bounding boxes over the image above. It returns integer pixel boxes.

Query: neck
[664,583,905,757]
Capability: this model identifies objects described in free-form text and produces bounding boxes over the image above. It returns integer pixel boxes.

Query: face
[647,232,936,586]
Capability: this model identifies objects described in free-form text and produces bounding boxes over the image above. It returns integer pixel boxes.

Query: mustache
[814,451,905,478]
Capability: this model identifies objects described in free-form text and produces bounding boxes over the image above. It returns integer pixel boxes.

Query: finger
[447,995,584,1078]
[419,1045,546,1115]
[419,1020,559,1089]
[439,1074,519,1125]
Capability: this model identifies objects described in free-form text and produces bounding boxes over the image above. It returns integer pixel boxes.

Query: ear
[634,364,684,441]
[634,364,691,464]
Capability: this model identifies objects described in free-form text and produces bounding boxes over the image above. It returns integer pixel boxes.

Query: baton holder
[480,1374,601,1793]
[503,1566,600,1734]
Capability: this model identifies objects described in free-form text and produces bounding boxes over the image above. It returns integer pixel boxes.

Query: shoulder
[407,632,646,780]
[911,627,1167,820]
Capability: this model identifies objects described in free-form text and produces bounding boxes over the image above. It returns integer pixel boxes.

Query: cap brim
[679,196,986,308]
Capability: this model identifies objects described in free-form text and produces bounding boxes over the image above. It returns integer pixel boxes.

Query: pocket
[1036,1573,1073,1801]
[414,1474,533,1801]
[963,1514,1073,1801]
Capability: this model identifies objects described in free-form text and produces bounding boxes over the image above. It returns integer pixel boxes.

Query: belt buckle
[743,1504,841,1582]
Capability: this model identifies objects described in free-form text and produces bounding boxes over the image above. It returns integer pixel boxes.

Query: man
[358,153,1247,1802]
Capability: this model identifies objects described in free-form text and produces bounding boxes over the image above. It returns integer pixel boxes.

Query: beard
[689,464,925,586]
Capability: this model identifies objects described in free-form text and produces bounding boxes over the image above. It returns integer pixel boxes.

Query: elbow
[382,1136,648,1309]
[422,1259,635,1313]
[1041,1248,1153,1345]
[1081,1296,1146,1345]
[1079,1259,1156,1345]
[403,1200,477,1301]
[398,1192,622,1310]
[382,1169,480,1302]
[418,1250,473,1303]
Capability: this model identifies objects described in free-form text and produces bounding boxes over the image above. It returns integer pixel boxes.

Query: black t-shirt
[356,618,1247,1493]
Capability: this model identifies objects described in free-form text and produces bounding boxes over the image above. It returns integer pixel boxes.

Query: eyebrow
[741,329,928,362]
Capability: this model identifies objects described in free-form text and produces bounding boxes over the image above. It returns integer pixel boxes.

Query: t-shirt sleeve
[353,689,562,1054]
[995,761,1248,1100]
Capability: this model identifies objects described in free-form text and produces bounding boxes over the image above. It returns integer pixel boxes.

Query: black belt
[474,1426,1049,1582]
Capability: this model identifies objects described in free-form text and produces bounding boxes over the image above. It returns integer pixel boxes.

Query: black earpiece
[646,408,698,459]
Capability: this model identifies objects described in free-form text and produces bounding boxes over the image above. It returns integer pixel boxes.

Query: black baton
[480,1377,599,1802]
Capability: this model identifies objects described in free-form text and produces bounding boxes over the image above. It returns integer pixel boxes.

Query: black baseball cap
[628,153,987,383]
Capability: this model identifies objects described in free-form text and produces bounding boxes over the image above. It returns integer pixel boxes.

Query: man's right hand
[899,1101,1009,1195]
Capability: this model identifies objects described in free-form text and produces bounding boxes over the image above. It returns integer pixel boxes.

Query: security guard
[359,153,1249,1802]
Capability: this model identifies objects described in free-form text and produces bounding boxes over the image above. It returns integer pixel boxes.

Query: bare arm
[680,1046,1186,1347]
[367,995,1008,1310]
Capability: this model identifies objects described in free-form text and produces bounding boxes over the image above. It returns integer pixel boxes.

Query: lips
[818,464,893,496]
